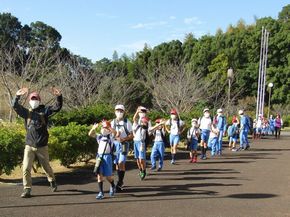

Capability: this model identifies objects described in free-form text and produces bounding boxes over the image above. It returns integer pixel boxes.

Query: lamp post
[267,82,273,119]
[227,68,234,116]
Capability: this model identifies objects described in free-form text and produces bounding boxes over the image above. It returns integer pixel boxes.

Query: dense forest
[0,4,289,119]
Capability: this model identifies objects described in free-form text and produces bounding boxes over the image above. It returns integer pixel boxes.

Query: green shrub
[0,124,25,175]
[50,104,115,126]
[48,122,97,167]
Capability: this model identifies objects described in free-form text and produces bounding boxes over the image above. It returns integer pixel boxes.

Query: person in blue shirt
[269,115,275,136]
[238,110,250,150]
[216,109,227,155]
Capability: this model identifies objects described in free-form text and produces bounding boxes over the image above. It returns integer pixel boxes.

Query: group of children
[253,114,283,139]
[88,104,281,200]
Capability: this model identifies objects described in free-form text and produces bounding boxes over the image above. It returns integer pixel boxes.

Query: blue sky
[0,0,288,62]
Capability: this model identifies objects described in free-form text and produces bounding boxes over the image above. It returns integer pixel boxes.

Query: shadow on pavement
[227,193,278,199]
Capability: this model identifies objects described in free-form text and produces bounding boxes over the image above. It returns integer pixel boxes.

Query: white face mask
[115,111,124,120]
[191,123,197,128]
[171,114,177,120]
[29,100,40,109]
[217,112,222,117]
[139,112,146,118]
[204,112,210,118]
[101,128,110,136]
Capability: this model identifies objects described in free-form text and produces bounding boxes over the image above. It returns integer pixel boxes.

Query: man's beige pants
[23,145,55,189]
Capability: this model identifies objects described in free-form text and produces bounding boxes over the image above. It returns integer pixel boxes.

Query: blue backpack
[228,125,237,137]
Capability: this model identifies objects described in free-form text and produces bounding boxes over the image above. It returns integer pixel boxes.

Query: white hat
[238,110,244,115]
[115,104,125,111]
[203,108,210,113]
[217,108,223,113]
[191,118,198,123]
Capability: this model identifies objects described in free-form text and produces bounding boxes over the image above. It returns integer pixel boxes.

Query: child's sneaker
[157,167,162,171]
[96,192,104,200]
[109,186,116,197]
[192,156,197,163]
[170,160,176,165]
[150,166,156,171]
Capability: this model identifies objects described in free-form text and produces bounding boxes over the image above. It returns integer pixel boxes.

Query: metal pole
[256,27,264,120]
[267,87,272,119]
[228,78,231,115]
[261,31,269,117]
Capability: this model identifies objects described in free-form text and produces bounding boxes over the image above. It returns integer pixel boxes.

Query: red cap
[101,120,111,128]
[29,92,41,101]
[141,117,150,124]
[170,109,178,115]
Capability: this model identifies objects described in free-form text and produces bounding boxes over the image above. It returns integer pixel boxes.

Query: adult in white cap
[216,108,227,155]
[198,108,212,160]
[111,104,133,192]
[238,109,251,150]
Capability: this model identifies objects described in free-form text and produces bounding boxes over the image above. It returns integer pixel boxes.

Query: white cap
[191,118,198,123]
[203,108,210,113]
[217,108,223,113]
[238,110,244,115]
[115,104,125,111]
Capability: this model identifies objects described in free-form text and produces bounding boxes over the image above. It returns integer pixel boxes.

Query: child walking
[149,119,167,171]
[186,119,200,163]
[208,123,219,156]
[88,120,117,200]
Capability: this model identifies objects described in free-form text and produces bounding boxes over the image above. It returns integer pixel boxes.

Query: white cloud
[184,17,203,25]
[1,8,12,13]
[131,21,167,29]
[169,16,176,20]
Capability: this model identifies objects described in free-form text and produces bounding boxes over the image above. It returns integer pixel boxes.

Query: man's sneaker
[109,186,116,197]
[50,181,57,192]
[96,192,104,200]
[21,188,31,198]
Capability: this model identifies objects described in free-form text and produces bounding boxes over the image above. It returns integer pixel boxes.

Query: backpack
[27,108,48,129]
[112,118,130,136]
[227,125,236,137]
[169,119,180,130]
[153,129,169,147]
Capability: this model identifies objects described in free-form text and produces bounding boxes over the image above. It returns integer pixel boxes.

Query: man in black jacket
[12,87,62,198]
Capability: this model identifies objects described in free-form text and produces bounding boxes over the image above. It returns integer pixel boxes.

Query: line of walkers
[12,87,283,200]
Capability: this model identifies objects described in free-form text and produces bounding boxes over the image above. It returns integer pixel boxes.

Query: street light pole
[267,82,273,119]
[227,68,234,116]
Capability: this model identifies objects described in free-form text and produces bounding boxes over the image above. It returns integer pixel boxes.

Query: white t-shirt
[198,117,212,130]
[187,127,200,140]
[111,119,133,139]
[165,119,184,135]
[96,134,114,154]
[150,128,165,142]
[209,126,219,139]
[133,123,147,142]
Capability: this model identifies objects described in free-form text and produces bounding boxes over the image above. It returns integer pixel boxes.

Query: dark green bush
[48,122,97,167]
[0,124,25,175]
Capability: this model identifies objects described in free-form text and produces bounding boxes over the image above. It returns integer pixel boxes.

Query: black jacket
[12,95,63,148]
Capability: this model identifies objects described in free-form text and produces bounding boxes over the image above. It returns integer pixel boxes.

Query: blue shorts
[229,136,237,143]
[170,134,180,146]
[97,154,113,177]
[113,141,128,164]
[189,139,198,151]
[256,128,262,133]
[201,129,210,143]
[134,141,146,159]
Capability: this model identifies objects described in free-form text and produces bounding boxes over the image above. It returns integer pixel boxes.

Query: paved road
[1,132,290,217]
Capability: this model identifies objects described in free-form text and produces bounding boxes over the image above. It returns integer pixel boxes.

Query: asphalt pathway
[1,132,290,217]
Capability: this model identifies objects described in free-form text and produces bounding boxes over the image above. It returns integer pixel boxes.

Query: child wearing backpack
[208,122,219,157]
[228,119,239,151]
[165,109,185,164]
[198,108,212,160]
[88,120,117,200]
[133,116,150,180]
[186,119,200,163]
[149,119,167,171]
